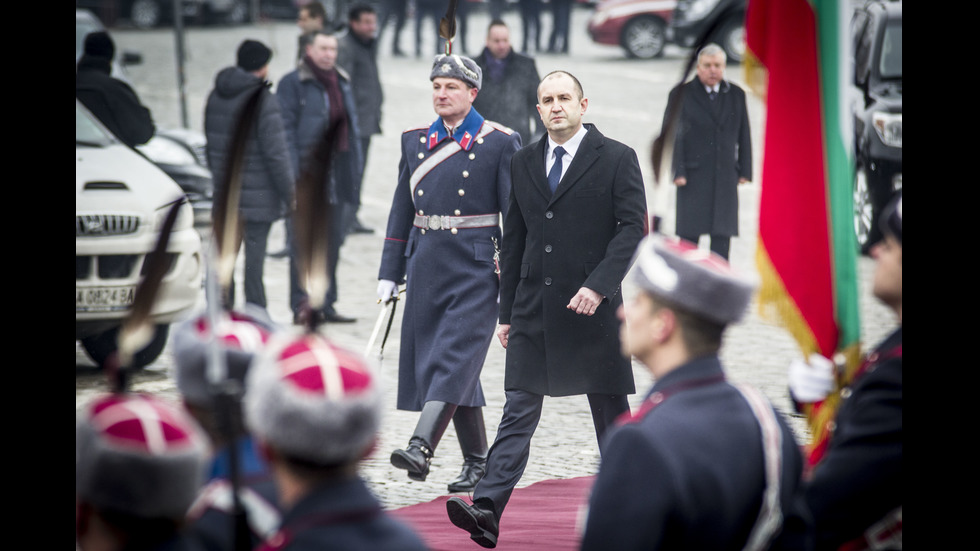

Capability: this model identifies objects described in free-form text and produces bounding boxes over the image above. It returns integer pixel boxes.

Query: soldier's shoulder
[483,120,515,136]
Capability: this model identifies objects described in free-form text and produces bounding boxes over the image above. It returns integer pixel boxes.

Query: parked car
[76,100,203,369]
[77,0,251,28]
[669,0,746,64]
[850,0,901,253]
[136,129,214,226]
[587,0,678,59]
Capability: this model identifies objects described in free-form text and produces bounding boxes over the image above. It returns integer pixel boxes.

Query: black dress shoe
[447,497,498,548]
[390,441,432,481]
[447,459,487,493]
[267,248,290,259]
[321,310,356,323]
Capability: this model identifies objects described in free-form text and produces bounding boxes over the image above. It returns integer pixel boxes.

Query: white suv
[76,100,203,368]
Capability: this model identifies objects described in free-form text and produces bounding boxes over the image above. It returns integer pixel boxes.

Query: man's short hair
[488,18,508,33]
[538,70,585,101]
[698,43,726,63]
[649,295,726,358]
[348,2,376,22]
[302,0,327,21]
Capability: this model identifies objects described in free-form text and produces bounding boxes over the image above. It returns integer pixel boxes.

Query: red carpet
[390,476,596,550]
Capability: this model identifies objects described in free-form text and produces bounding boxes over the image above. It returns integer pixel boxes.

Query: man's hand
[738,178,751,185]
[377,279,398,303]
[497,324,511,348]
[674,177,687,187]
[788,353,836,403]
[567,287,604,316]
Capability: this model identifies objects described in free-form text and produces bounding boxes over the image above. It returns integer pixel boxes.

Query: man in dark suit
[473,19,541,145]
[666,43,752,260]
[581,235,804,550]
[446,70,647,549]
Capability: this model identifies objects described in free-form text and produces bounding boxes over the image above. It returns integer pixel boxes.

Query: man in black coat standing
[473,19,541,146]
[204,40,295,313]
[76,31,155,149]
[447,70,647,548]
[338,2,384,234]
[665,43,752,260]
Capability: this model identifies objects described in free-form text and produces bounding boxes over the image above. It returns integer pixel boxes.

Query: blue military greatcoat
[379,107,521,411]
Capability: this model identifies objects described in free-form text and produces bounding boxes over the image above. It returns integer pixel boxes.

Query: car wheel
[853,166,883,255]
[130,0,162,29]
[80,324,170,370]
[712,15,746,64]
[621,16,667,59]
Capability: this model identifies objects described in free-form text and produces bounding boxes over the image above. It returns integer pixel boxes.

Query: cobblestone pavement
[76,7,898,510]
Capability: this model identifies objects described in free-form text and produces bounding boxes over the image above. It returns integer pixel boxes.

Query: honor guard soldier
[173,306,284,550]
[76,393,209,551]
[775,192,903,550]
[377,53,522,492]
[580,235,804,550]
[244,332,428,551]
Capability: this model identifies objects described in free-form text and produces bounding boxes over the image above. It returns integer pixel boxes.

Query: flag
[745,0,862,468]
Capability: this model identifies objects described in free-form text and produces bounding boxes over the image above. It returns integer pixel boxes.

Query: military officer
[377,53,522,493]
[580,235,804,550]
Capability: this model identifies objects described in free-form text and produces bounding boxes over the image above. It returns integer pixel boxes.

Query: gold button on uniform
[418,152,425,159]
[458,189,465,196]
[420,137,426,143]
[419,210,424,215]
[469,153,475,160]
[451,228,458,235]
[418,189,424,196]
[477,138,484,144]
[454,209,461,215]
[462,170,470,178]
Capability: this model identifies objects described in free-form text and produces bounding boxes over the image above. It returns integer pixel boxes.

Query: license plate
[76,286,136,312]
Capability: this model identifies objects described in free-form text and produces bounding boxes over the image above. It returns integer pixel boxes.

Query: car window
[879,20,902,80]
[851,10,872,86]
[76,104,114,147]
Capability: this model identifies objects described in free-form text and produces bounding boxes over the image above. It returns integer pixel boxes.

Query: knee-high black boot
[447,406,488,493]
[391,400,457,481]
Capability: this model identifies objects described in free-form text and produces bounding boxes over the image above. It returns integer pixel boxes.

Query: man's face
[487,25,511,60]
[307,34,338,71]
[350,12,378,41]
[432,77,477,123]
[871,234,902,313]
[297,8,323,33]
[537,73,587,137]
[696,52,726,88]
[618,292,660,362]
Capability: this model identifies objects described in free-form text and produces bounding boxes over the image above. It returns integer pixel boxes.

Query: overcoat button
[544,277,552,285]
[451,228,458,235]
[545,245,552,253]
[477,138,484,144]
[418,152,425,159]
[419,210,424,215]
[469,153,475,160]
[418,189,424,196]
[454,209,461,215]
[420,137,425,143]
[545,211,554,219]
[462,170,470,178]
[458,189,465,196]
[421,229,426,234]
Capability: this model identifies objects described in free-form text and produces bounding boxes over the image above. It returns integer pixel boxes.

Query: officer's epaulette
[484,120,514,135]
[403,125,429,134]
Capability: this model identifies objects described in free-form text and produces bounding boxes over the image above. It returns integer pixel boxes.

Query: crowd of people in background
[76,3,902,550]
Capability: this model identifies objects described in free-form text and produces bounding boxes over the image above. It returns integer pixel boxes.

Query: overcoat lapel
[549,125,601,205]
[526,135,552,200]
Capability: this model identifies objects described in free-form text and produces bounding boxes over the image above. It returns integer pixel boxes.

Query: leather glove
[377,279,398,303]
[788,353,836,403]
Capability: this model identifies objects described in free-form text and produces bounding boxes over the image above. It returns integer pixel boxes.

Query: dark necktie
[548,146,566,194]
[709,89,718,101]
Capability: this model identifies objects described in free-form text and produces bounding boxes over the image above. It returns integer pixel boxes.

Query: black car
[669,0,746,64]
[851,0,901,252]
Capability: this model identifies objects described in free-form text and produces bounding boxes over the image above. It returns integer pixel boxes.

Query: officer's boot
[391,400,457,481]
[447,405,489,493]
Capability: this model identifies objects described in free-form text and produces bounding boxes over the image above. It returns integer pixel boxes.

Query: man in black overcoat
[446,70,647,548]
[666,43,752,260]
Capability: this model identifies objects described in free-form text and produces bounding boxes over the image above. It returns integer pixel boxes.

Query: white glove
[788,353,836,403]
[377,279,398,303]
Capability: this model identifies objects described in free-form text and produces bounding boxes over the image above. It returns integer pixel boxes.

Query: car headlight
[872,111,902,148]
[591,9,610,26]
[138,136,197,166]
[678,0,721,22]
[154,198,194,233]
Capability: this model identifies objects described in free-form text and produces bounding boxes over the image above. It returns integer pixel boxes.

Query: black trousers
[678,232,731,260]
[473,388,628,519]
[226,220,272,309]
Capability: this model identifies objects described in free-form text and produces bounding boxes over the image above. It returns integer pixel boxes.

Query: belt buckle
[428,216,443,230]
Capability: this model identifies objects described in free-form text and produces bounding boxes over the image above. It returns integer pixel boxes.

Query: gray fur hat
[76,393,208,519]
[631,235,756,325]
[245,332,382,466]
[430,54,482,90]
[171,305,277,406]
